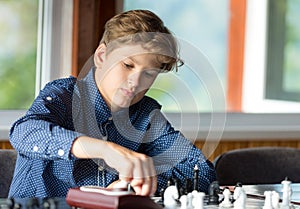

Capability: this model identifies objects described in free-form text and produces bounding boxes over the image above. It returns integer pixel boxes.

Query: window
[243,0,300,113]
[121,0,300,143]
[0,0,73,139]
[0,0,38,110]
[122,0,300,114]
[122,0,229,113]
[1,0,300,142]
[265,0,300,102]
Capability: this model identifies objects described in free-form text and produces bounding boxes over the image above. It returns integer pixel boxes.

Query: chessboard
[155,178,300,209]
[64,178,300,209]
[1,179,300,209]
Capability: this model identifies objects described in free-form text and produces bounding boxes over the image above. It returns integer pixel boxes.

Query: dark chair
[213,147,300,186]
[0,149,17,198]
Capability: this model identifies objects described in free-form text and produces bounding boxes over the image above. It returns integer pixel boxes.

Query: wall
[194,140,300,161]
[0,141,13,149]
[2,139,300,161]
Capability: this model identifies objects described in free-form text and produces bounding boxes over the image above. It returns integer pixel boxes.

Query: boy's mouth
[121,88,135,98]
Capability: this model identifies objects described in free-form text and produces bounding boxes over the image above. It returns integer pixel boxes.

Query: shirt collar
[84,67,112,124]
[84,67,144,125]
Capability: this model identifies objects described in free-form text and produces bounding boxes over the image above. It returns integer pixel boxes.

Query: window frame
[242,0,300,113]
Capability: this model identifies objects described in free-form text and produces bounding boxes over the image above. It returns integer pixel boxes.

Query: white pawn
[187,192,193,209]
[263,191,274,209]
[280,179,293,209]
[272,191,280,209]
[179,195,187,209]
[163,185,179,208]
[192,191,205,209]
[220,188,233,208]
[233,186,246,209]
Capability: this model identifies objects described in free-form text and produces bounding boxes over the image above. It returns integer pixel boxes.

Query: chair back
[0,149,17,198]
[213,147,300,186]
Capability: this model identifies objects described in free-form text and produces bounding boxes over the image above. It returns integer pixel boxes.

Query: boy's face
[94,44,161,110]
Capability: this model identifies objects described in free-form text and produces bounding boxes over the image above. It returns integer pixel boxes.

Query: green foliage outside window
[0,0,38,109]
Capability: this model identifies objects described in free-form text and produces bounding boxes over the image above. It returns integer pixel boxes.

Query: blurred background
[1,0,300,159]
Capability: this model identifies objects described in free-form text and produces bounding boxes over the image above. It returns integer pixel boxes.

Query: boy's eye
[123,62,133,69]
[144,70,159,78]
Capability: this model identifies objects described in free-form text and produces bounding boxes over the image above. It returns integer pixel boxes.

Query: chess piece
[187,192,193,209]
[193,164,199,191]
[219,187,233,208]
[0,198,21,209]
[179,195,187,209]
[163,185,179,208]
[280,178,294,209]
[26,197,39,209]
[192,191,205,209]
[263,191,274,209]
[272,191,280,209]
[167,177,174,187]
[208,181,220,205]
[233,185,246,209]
[173,177,182,197]
[159,187,165,204]
[160,178,175,205]
[185,178,193,194]
[43,198,57,209]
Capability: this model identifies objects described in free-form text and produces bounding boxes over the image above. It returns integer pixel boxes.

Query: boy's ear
[94,44,106,68]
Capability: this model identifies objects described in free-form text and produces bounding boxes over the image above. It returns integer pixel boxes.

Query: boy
[9,9,216,198]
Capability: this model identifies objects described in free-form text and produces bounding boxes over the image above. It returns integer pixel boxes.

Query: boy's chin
[111,99,132,110]
[111,97,142,110]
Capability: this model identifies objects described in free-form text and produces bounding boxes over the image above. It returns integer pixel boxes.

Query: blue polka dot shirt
[9,68,216,198]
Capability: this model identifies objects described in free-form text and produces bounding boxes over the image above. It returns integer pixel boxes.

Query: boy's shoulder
[139,96,162,110]
[43,76,77,91]
[46,76,77,87]
[37,76,78,99]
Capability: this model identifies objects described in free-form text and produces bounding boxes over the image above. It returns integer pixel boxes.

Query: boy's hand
[72,136,157,196]
[102,141,157,196]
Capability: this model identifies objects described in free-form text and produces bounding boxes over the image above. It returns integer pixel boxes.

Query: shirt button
[58,149,64,156]
[98,165,105,171]
[33,146,39,152]
[46,96,52,101]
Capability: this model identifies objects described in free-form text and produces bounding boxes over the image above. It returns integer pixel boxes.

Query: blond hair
[100,10,183,72]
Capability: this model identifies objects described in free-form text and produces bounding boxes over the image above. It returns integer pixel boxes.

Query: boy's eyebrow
[126,57,139,64]
[125,57,161,70]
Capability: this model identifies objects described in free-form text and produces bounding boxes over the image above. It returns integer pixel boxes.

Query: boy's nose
[128,72,141,88]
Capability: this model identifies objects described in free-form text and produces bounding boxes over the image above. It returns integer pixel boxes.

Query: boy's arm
[9,79,157,196]
[10,117,83,160]
[9,78,82,160]
[141,109,217,194]
[71,135,157,196]
[153,133,216,194]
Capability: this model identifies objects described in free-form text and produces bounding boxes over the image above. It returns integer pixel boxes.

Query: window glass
[265,0,300,102]
[123,0,229,112]
[0,0,38,109]
[283,0,300,92]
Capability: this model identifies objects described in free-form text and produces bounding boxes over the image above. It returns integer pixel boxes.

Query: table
[1,183,300,209]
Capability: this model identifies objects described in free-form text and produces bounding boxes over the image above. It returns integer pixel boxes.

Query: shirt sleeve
[140,109,217,193]
[9,78,84,160]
